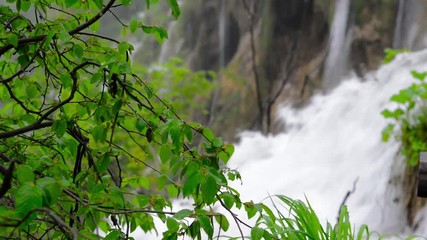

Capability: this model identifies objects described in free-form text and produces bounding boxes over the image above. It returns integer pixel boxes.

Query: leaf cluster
[0,0,242,239]
[382,69,427,166]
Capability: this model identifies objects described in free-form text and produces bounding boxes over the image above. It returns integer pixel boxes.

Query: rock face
[173,0,331,137]
[167,0,410,138]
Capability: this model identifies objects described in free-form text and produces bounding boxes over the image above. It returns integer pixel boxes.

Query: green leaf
[166,217,180,232]
[139,176,150,189]
[105,230,122,240]
[251,226,265,240]
[173,209,193,220]
[60,73,73,89]
[25,84,37,98]
[200,176,217,204]
[167,184,179,198]
[215,214,230,231]
[244,202,257,219]
[159,145,172,163]
[7,34,18,48]
[73,44,84,58]
[382,123,394,142]
[96,154,110,174]
[182,124,193,143]
[89,18,100,32]
[183,172,201,197]
[198,215,213,239]
[65,0,78,8]
[166,0,180,19]
[52,120,68,138]
[212,137,223,148]
[221,193,235,209]
[112,99,123,115]
[92,125,107,142]
[20,0,31,12]
[135,119,147,132]
[411,71,427,81]
[120,0,131,5]
[219,144,234,164]
[130,19,140,33]
[93,0,103,9]
[188,220,201,239]
[17,55,29,67]
[202,128,215,141]
[95,107,111,123]
[58,28,72,42]
[390,91,410,104]
[37,177,61,207]
[383,48,407,64]
[43,31,56,49]
[15,184,43,216]
[118,41,132,54]
[16,165,35,184]
[91,71,103,83]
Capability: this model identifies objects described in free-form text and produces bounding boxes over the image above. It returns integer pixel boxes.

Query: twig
[217,195,251,240]
[337,177,359,222]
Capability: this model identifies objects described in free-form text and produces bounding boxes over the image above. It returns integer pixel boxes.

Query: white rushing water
[136,50,427,238]
[229,50,427,236]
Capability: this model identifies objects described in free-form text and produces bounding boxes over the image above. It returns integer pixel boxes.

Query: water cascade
[230,50,427,236]
[323,0,352,89]
[393,0,427,50]
[136,52,427,239]
[208,0,227,125]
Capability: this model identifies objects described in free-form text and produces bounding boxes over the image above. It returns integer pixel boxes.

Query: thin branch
[0,41,44,84]
[0,208,78,240]
[0,121,54,139]
[108,9,127,27]
[337,177,358,222]
[217,195,250,240]
[77,32,120,44]
[0,62,99,139]
[242,0,264,131]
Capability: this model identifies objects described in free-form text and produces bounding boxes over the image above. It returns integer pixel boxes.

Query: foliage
[383,48,408,64]
[0,0,239,239]
[381,67,427,166]
[134,57,215,121]
[248,195,371,240]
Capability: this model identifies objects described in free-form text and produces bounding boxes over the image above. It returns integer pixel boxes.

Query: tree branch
[0,62,99,139]
[0,0,117,56]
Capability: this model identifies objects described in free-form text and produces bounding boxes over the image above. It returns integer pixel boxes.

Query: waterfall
[135,50,427,239]
[323,0,352,90]
[218,0,226,69]
[393,0,406,49]
[393,0,427,50]
[158,21,185,63]
[208,0,226,125]
[229,50,427,235]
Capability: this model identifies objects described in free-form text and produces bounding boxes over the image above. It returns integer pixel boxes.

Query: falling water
[393,0,427,50]
[158,22,179,63]
[218,0,226,70]
[393,0,406,49]
[135,50,427,239]
[208,0,226,125]
[229,50,427,236]
[323,0,352,90]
